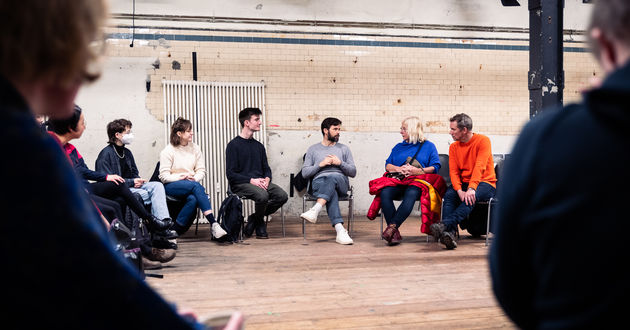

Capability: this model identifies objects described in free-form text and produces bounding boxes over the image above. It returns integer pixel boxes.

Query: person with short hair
[226,107,288,239]
[300,117,356,245]
[96,118,176,266]
[47,106,176,239]
[159,117,227,239]
[491,0,630,327]
[96,118,172,226]
[431,113,496,250]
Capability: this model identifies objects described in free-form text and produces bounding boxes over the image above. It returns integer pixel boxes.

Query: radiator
[162,80,266,223]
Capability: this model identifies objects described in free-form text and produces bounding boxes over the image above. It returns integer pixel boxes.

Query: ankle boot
[244,215,257,238]
[381,224,396,243]
[145,215,172,232]
[255,216,268,239]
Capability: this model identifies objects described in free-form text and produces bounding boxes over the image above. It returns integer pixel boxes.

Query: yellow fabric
[414,179,443,218]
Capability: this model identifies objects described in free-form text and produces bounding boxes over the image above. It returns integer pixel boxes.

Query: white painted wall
[74,57,165,180]
[70,57,517,216]
[72,0,578,216]
[110,0,592,31]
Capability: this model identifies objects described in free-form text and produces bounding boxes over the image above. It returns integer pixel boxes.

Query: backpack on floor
[110,219,145,278]
[216,193,244,243]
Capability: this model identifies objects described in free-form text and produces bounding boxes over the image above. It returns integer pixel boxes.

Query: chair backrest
[494,157,504,182]
[438,154,451,188]
[149,161,161,182]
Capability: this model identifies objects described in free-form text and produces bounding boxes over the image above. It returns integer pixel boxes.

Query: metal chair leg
[302,197,306,241]
[195,210,200,235]
[380,213,384,239]
[348,198,354,237]
[281,205,285,238]
[485,197,494,246]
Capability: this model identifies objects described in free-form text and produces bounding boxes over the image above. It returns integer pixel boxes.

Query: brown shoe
[381,224,396,243]
[146,248,176,263]
[142,257,162,270]
[389,228,402,245]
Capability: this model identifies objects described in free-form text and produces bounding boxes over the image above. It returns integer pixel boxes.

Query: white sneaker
[300,209,318,223]
[336,229,353,245]
[212,222,227,239]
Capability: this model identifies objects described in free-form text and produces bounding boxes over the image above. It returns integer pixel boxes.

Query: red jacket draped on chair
[367,173,447,234]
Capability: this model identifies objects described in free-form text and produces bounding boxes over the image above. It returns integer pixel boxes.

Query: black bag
[121,193,152,256]
[216,193,244,243]
[110,219,145,277]
[386,141,425,179]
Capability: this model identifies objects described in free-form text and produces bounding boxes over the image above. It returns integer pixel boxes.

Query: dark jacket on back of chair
[490,62,630,329]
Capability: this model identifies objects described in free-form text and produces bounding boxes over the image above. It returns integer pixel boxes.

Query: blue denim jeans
[380,185,422,228]
[441,182,496,232]
[311,173,349,226]
[164,180,212,227]
[130,181,170,220]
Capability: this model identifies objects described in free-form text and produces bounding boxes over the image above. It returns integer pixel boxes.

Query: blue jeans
[164,180,212,227]
[311,173,348,226]
[442,182,496,232]
[380,185,422,228]
[130,181,170,220]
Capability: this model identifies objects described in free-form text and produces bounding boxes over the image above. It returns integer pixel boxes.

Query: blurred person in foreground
[490,0,630,328]
[0,1,242,328]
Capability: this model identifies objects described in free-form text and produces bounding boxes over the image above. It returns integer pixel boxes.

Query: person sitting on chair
[96,119,172,230]
[431,113,496,250]
[380,116,441,245]
[226,107,288,239]
[159,117,227,239]
[47,106,176,239]
[300,117,356,245]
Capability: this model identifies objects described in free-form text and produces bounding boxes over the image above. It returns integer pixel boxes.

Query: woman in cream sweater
[159,117,226,239]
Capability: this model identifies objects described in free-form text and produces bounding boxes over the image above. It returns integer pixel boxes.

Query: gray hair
[449,113,473,131]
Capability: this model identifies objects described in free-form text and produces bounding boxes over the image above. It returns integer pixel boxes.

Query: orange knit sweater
[448,134,497,191]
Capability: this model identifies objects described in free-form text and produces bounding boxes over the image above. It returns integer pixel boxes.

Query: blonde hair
[0,0,108,86]
[402,116,425,144]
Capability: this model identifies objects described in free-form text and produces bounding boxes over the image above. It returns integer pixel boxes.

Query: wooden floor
[147,218,514,329]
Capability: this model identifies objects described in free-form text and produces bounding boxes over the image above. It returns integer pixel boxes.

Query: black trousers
[231,182,288,220]
[90,194,124,223]
[90,181,151,220]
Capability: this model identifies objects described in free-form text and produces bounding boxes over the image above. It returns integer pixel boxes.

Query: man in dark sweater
[490,0,630,328]
[226,107,288,239]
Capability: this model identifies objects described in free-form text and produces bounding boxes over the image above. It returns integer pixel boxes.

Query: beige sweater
[159,142,206,183]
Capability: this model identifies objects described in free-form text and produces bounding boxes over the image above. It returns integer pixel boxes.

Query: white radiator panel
[162,80,266,223]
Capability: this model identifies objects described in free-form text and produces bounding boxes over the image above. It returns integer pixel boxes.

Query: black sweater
[225,136,272,185]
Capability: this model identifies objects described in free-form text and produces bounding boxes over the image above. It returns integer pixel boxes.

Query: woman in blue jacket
[381,116,441,245]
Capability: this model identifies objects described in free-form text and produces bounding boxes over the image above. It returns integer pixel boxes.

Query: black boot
[255,216,268,239]
[145,215,173,232]
[154,229,179,239]
[244,215,257,238]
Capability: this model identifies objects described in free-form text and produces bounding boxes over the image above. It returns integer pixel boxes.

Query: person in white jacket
[159,117,226,238]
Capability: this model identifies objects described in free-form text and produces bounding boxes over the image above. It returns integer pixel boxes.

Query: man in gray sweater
[300,117,356,245]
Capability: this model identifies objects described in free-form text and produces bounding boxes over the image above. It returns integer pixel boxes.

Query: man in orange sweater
[431,113,496,249]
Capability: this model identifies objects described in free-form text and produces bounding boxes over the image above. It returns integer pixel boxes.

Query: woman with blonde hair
[380,116,441,245]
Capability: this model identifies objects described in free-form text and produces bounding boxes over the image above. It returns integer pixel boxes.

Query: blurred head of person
[588,0,630,74]
[0,0,108,118]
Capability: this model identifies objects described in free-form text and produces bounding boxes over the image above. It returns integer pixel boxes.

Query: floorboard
[146,217,514,329]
